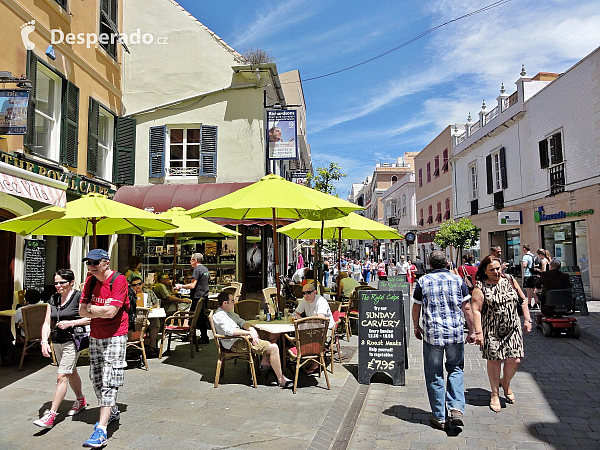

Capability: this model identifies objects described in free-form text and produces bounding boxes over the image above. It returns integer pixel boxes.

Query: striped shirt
[412,269,470,346]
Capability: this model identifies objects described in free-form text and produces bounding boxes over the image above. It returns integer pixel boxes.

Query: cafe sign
[0,89,29,135]
[0,151,114,198]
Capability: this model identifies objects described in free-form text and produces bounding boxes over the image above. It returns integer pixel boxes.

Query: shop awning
[113,183,293,226]
[0,161,67,207]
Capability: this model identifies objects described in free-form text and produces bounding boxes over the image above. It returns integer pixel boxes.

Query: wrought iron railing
[549,163,565,195]
[169,167,199,176]
[485,106,499,124]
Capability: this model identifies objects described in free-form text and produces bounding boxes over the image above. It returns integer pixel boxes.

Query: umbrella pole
[319,220,324,288]
[92,220,97,249]
[337,227,342,300]
[172,234,178,281]
[272,210,282,312]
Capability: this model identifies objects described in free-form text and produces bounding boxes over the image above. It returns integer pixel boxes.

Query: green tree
[434,218,480,265]
[306,163,346,196]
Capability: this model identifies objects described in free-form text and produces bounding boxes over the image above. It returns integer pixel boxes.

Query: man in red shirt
[79,249,129,448]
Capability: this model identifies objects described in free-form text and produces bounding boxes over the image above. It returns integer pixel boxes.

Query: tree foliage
[434,218,480,259]
[306,163,346,196]
[242,48,275,64]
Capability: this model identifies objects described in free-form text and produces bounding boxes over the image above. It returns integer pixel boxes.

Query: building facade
[452,48,600,299]
[381,172,417,261]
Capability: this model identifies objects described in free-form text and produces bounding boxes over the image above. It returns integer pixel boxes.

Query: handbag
[461,266,474,292]
[55,294,89,351]
[506,275,525,317]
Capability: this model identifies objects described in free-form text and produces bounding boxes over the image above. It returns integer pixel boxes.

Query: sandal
[489,397,501,413]
[500,381,515,403]
[279,379,293,389]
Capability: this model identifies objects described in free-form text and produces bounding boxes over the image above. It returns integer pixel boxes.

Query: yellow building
[0,0,130,309]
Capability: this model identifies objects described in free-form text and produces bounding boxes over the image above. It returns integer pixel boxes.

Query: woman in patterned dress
[471,256,533,412]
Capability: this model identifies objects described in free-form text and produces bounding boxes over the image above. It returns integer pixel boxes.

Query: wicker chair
[228,281,243,301]
[127,307,150,370]
[208,310,257,388]
[292,284,304,301]
[159,300,203,358]
[18,303,48,371]
[285,317,331,394]
[234,300,262,320]
[326,310,344,373]
[262,287,277,314]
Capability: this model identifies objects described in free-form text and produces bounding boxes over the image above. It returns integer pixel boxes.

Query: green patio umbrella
[278,213,403,297]
[0,193,176,247]
[186,174,363,309]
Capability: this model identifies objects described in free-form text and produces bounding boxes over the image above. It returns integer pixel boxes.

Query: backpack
[86,271,137,332]
[531,255,541,275]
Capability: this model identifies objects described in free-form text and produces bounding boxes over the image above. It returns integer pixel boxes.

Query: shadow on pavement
[382,405,463,436]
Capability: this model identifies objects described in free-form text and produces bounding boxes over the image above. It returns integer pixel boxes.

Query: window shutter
[24,51,37,150]
[550,133,563,165]
[86,98,99,175]
[59,81,79,167]
[486,154,493,194]
[149,125,166,178]
[113,116,136,185]
[539,139,549,169]
[200,125,217,177]
[499,146,508,189]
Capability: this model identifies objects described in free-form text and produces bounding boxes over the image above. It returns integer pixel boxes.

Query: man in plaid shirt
[79,249,129,448]
[412,251,476,430]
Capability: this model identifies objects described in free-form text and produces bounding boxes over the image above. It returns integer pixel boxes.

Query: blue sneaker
[92,409,120,431]
[82,426,107,448]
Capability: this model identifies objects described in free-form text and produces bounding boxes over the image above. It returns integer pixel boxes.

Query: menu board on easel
[358,289,405,386]
[561,266,589,316]
[379,278,411,358]
[24,239,46,292]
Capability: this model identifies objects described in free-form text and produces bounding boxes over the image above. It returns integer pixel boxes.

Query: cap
[83,249,110,261]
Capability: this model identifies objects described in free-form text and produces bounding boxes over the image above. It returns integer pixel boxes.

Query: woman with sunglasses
[34,269,90,429]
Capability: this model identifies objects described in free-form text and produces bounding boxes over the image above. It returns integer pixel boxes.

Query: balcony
[549,163,565,196]
[168,167,199,176]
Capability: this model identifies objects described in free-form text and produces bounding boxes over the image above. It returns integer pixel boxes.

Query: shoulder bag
[506,274,525,317]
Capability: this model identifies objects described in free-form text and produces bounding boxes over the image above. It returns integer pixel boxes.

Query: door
[0,210,16,311]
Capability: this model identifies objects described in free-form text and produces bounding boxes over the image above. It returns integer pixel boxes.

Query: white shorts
[53,341,80,374]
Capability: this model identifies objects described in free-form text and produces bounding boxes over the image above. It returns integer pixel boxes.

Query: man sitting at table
[338,271,360,299]
[130,277,161,356]
[212,291,293,388]
[153,272,191,315]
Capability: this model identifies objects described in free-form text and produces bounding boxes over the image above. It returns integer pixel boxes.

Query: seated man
[153,273,191,315]
[338,271,360,299]
[212,291,293,388]
[535,259,571,309]
[130,277,161,354]
[14,289,42,338]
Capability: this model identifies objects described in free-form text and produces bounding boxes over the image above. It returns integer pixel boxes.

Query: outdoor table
[246,319,296,370]
[148,308,166,319]
[0,309,17,338]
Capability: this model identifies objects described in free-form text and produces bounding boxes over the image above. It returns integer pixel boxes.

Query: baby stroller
[536,288,580,338]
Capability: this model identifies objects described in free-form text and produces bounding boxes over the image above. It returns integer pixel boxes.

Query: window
[96,107,114,182]
[169,128,200,176]
[100,0,118,58]
[54,0,67,9]
[419,208,424,226]
[427,204,433,224]
[444,198,450,220]
[426,162,431,183]
[401,194,406,217]
[33,66,61,160]
[436,202,442,222]
[539,132,565,195]
[469,162,478,199]
[486,147,507,194]
[434,155,440,177]
[418,168,423,187]
[442,148,449,172]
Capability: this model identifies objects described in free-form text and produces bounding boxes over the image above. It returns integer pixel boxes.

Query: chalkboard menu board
[379,278,411,359]
[358,289,405,386]
[24,239,46,292]
[560,266,589,316]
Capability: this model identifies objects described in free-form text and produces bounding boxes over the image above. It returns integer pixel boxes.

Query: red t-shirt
[80,272,129,339]
[458,264,477,286]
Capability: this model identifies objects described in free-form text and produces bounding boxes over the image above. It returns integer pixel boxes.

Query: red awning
[113,183,293,226]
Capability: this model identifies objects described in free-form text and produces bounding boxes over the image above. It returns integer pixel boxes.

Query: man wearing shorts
[79,249,129,448]
[212,291,293,388]
[521,244,538,309]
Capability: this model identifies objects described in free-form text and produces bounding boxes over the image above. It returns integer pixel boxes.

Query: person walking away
[521,245,538,309]
[388,259,398,276]
[79,249,129,448]
[323,258,330,287]
[175,253,210,344]
[34,269,90,428]
[370,259,377,282]
[471,256,532,412]
[412,251,476,430]
[413,256,425,280]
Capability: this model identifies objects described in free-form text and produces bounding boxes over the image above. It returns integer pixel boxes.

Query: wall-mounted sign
[290,171,308,186]
[0,151,114,198]
[267,109,297,160]
[498,211,522,225]
[417,231,436,243]
[534,206,594,223]
[0,170,66,207]
[0,90,29,135]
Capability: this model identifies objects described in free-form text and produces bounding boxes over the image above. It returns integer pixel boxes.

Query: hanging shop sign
[417,231,436,243]
[0,151,114,197]
[534,206,594,223]
[267,109,297,160]
[290,171,308,186]
[498,211,522,226]
[0,89,29,135]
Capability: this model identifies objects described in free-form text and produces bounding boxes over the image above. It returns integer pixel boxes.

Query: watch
[525,319,533,323]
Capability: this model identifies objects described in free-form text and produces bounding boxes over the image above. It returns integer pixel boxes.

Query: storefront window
[490,229,521,276]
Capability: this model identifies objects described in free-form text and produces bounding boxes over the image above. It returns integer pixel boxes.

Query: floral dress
[477,277,524,360]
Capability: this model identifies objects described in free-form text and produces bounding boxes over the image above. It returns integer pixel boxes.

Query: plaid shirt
[413,269,470,346]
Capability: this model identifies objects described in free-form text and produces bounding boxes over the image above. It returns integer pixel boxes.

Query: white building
[381,172,417,261]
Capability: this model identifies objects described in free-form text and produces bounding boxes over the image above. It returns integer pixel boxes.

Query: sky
[176,0,600,198]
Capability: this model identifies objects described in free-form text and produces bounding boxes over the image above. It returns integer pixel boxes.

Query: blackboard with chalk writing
[24,239,46,292]
[560,266,589,316]
[378,278,410,368]
[358,289,405,385]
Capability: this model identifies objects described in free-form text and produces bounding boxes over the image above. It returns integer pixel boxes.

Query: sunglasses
[54,280,70,285]
[131,282,143,287]
[303,290,316,295]
[86,259,102,266]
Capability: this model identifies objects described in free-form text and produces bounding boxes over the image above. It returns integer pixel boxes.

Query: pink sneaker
[67,397,88,416]
[33,410,57,428]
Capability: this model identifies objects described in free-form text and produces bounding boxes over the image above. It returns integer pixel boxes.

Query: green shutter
[539,139,549,169]
[24,51,37,150]
[113,116,136,185]
[499,146,508,189]
[149,125,166,178]
[60,80,79,167]
[87,98,100,175]
[200,125,217,177]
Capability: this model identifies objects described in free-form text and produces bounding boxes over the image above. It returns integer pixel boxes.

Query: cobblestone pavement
[347,301,600,449]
